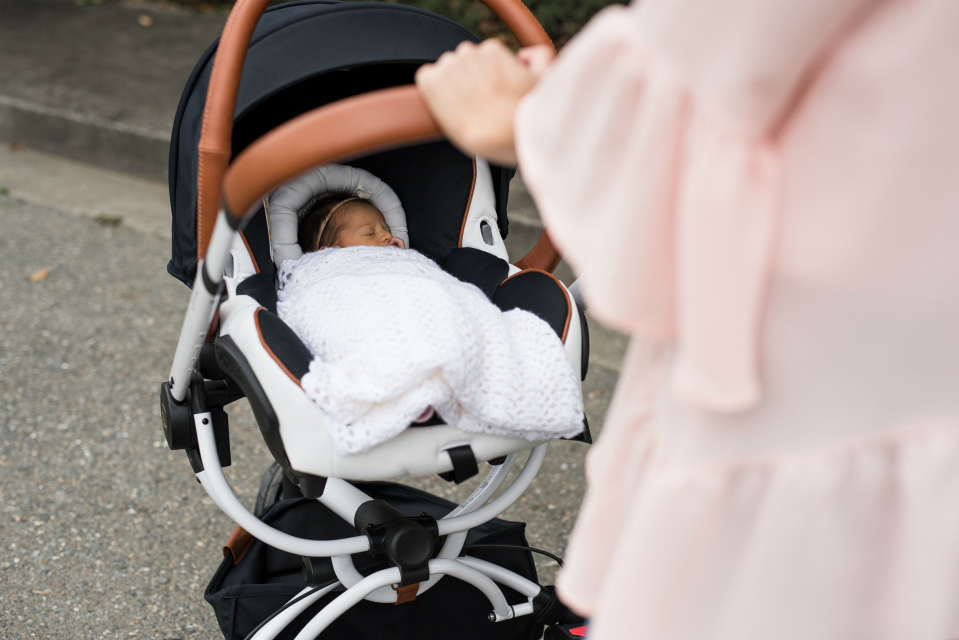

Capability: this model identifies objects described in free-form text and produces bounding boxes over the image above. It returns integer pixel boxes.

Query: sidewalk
[1,3,629,637]
[0,183,619,639]
[0,0,226,181]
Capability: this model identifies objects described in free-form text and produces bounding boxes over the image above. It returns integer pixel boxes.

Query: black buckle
[362,512,439,587]
[438,444,479,484]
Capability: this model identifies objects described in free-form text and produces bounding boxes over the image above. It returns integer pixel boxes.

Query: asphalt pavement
[1,1,628,635]
[0,0,227,181]
[0,160,620,639]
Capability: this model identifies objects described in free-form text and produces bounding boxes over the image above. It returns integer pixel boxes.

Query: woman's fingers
[517,45,556,79]
[415,38,542,166]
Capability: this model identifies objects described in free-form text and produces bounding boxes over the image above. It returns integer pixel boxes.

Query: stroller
[159,0,590,638]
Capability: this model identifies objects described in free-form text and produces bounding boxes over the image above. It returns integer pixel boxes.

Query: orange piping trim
[500,268,572,343]
[239,231,260,273]
[254,308,302,387]
[457,158,478,248]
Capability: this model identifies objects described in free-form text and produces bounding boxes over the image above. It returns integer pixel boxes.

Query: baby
[298,189,405,252]
[297,189,435,424]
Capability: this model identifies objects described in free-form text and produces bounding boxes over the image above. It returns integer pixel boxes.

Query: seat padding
[443,247,509,299]
[255,309,312,382]
[236,272,278,314]
[443,248,571,342]
[218,293,545,480]
[493,271,571,342]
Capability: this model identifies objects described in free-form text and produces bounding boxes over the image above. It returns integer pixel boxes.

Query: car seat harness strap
[439,445,479,484]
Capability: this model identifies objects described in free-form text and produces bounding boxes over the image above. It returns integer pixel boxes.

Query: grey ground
[0,150,623,639]
[0,1,628,636]
[0,0,225,136]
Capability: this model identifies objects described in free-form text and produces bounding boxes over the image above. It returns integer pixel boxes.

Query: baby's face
[325,204,405,249]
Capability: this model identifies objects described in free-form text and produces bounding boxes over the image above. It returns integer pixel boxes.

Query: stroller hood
[168,0,514,288]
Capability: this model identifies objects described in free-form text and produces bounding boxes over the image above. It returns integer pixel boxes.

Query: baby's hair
[297,188,359,252]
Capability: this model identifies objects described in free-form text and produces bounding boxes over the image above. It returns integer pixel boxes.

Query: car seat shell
[218,223,580,481]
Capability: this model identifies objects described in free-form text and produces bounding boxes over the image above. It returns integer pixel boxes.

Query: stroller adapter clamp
[355,499,439,586]
[159,372,235,473]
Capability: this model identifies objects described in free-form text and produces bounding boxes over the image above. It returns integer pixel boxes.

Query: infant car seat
[159,0,589,637]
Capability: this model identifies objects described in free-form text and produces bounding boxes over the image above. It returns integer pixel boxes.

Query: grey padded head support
[268,164,409,267]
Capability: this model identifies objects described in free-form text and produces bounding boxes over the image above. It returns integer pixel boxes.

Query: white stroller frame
[162,0,584,637]
[196,424,549,638]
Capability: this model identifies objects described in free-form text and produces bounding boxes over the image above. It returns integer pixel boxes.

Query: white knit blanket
[277,246,584,455]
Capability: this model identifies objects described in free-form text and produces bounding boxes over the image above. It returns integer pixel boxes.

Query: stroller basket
[207,481,544,640]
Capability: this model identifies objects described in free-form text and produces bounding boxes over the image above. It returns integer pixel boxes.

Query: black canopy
[168,0,514,288]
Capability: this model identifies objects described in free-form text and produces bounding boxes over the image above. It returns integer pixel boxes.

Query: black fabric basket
[205,481,545,640]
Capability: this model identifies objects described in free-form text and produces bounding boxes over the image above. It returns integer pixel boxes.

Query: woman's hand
[416,41,555,166]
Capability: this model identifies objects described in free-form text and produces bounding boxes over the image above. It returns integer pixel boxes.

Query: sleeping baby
[279,186,583,456]
[296,189,444,422]
[298,189,405,252]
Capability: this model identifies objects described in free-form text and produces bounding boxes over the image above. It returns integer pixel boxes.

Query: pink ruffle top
[515,0,959,637]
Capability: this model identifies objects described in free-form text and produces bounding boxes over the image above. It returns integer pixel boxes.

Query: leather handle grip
[478,0,552,49]
[195,0,272,261]
[222,85,442,219]
[199,0,560,272]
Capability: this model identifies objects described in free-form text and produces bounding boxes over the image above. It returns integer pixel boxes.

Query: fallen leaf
[138,15,153,27]
[95,214,122,227]
[9,143,22,152]
[28,267,50,283]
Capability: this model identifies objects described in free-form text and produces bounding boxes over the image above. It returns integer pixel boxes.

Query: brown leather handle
[196,0,272,261]
[477,0,552,49]
[199,0,560,272]
[222,85,442,218]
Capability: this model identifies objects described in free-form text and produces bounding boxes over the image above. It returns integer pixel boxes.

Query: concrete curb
[0,94,170,183]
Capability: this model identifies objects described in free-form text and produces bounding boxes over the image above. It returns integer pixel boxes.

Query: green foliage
[370,0,626,46]
[184,0,626,47]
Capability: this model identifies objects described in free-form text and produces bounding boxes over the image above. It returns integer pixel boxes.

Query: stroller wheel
[254,462,303,516]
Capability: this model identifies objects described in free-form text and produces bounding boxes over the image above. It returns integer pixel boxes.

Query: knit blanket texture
[277,246,584,455]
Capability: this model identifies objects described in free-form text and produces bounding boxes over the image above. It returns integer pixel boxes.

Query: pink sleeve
[515,0,875,412]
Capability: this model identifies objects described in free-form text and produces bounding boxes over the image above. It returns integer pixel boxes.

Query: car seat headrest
[267,164,409,267]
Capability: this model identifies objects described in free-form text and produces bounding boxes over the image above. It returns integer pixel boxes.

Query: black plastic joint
[400,564,430,586]
[160,381,192,451]
[160,373,231,473]
[203,378,245,408]
[295,473,328,499]
[361,512,438,587]
[353,499,405,532]
[302,556,328,587]
[198,342,227,381]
